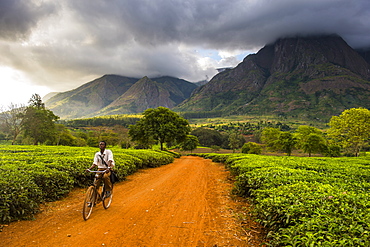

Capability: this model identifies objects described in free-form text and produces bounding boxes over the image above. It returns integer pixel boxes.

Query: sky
[1,0,370,109]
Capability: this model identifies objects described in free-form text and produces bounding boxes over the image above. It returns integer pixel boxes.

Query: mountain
[95,76,197,116]
[356,48,370,64]
[45,75,139,119]
[175,35,370,120]
[45,75,197,119]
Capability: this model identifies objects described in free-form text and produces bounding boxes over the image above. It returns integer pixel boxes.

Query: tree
[241,142,262,154]
[191,127,224,147]
[261,127,281,149]
[327,107,370,156]
[302,133,326,157]
[129,107,191,150]
[295,125,322,144]
[322,144,341,157]
[295,125,325,157]
[275,132,297,156]
[54,124,77,146]
[229,131,245,153]
[180,135,199,153]
[0,103,25,144]
[21,94,59,145]
[228,130,245,153]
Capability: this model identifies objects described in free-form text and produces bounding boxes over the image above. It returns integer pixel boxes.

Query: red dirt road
[1,156,264,246]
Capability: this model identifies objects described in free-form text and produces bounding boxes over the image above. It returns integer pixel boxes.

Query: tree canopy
[180,135,199,152]
[21,94,59,145]
[328,107,370,156]
[295,125,325,157]
[129,107,191,150]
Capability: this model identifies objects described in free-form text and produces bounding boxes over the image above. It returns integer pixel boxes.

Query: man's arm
[86,163,97,171]
[86,153,99,171]
[107,150,114,168]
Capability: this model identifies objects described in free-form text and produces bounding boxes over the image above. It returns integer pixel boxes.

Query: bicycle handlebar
[86,169,110,173]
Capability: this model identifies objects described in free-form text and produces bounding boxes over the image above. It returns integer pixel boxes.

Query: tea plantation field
[195,153,370,246]
[0,145,179,223]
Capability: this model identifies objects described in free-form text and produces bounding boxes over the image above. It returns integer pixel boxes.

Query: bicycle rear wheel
[102,187,113,209]
[82,186,96,220]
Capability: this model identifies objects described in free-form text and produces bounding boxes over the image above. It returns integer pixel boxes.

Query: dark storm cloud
[68,0,370,49]
[1,0,370,94]
[0,0,57,40]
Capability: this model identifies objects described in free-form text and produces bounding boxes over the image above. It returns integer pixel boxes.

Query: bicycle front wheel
[102,189,113,209]
[82,186,96,220]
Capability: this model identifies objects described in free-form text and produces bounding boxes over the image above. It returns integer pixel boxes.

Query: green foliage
[301,133,326,156]
[241,142,262,154]
[179,111,223,119]
[0,169,42,222]
[191,127,225,147]
[328,107,370,156]
[228,131,245,152]
[201,120,291,135]
[322,144,341,157]
[129,107,191,150]
[21,94,59,145]
[0,145,178,223]
[275,132,298,156]
[210,145,221,152]
[204,154,370,246]
[179,135,199,152]
[0,103,25,144]
[261,127,281,149]
[60,114,141,128]
[261,128,297,155]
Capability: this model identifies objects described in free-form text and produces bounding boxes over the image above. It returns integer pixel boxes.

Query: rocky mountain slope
[45,75,197,119]
[175,35,370,120]
[95,76,197,116]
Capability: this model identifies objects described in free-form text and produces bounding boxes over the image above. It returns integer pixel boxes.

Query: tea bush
[196,153,370,246]
[0,168,42,222]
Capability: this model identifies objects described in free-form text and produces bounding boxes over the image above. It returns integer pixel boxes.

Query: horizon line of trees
[1,95,369,157]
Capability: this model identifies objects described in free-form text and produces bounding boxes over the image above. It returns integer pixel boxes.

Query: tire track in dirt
[1,156,264,246]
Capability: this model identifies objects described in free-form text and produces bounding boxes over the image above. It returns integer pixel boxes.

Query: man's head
[99,141,107,150]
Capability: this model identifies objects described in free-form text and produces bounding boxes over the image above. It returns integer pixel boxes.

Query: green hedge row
[0,145,177,223]
[192,153,370,246]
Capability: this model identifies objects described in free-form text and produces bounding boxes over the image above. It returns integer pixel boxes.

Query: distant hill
[95,76,198,116]
[45,75,197,119]
[175,35,370,121]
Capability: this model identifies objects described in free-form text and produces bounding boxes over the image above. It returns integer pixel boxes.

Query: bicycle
[82,169,113,220]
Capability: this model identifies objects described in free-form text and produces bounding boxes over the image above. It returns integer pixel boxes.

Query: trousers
[94,168,113,192]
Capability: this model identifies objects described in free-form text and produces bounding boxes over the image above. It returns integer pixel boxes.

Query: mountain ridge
[45,34,370,121]
[175,35,370,120]
[45,75,197,119]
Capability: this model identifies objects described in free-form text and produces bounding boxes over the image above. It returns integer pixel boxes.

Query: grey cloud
[66,0,370,49]
[0,0,57,40]
[1,0,370,94]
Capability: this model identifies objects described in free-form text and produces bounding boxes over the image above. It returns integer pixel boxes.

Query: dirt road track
[1,156,265,246]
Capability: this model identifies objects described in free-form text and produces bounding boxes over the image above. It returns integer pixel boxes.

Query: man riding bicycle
[86,141,115,197]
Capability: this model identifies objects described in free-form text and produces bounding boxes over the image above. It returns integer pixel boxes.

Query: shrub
[0,169,42,223]
[241,142,262,154]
